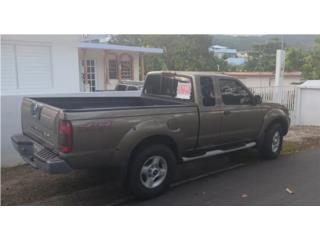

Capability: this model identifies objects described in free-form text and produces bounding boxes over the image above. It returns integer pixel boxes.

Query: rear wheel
[260,123,283,159]
[127,144,176,199]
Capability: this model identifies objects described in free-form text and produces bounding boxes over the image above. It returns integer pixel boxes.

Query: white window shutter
[1,44,17,90]
[16,45,52,89]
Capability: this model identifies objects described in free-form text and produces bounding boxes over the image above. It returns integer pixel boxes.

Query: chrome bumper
[11,134,72,174]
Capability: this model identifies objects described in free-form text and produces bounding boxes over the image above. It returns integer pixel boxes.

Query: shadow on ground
[1,149,260,206]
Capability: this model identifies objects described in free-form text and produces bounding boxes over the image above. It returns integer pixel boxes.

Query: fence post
[293,87,301,125]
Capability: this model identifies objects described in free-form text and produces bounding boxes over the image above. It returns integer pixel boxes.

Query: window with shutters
[1,43,52,92]
[120,60,132,80]
[1,44,17,90]
[120,55,133,80]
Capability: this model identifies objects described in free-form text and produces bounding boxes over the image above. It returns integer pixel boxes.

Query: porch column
[130,54,134,80]
[104,50,109,89]
[140,54,145,80]
[116,54,121,80]
[80,49,88,91]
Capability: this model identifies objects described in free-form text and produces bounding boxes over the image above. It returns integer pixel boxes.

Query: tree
[109,35,320,78]
[285,38,320,79]
[301,38,320,79]
[109,35,226,73]
[244,38,283,71]
[285,48,306,71]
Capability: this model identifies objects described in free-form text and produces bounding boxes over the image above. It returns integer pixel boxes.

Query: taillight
[59,120,72,153]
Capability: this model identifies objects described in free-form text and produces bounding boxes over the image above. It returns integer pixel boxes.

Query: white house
[1,34,163,167]
[209,45,237,59]
[208,45,247,66]
[294,80,320,126]
[1,35,163,95]
[78,42,163,91]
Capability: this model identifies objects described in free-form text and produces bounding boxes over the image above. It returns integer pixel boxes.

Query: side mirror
[253,95,262,105]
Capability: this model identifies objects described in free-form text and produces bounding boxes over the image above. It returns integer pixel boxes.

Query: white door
[82,59,97,92]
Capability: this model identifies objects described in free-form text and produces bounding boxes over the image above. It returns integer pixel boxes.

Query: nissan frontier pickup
[12,71,290,198]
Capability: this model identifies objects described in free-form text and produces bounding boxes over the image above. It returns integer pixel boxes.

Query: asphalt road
[130,148,320,206]
[2,148,319,206]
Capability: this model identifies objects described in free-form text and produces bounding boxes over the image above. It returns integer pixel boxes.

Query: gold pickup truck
[12,71,290,198]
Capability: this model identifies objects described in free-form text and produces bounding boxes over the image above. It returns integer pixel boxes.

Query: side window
[144,74,161,94]
[219,79,252,105]
[200,76,215,106]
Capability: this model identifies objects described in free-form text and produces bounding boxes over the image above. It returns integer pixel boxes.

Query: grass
[281,142,301,155]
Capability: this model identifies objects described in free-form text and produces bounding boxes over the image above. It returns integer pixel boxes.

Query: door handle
[224,110,231,115]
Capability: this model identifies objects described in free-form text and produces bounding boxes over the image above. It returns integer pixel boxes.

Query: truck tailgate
[21,98,61,151]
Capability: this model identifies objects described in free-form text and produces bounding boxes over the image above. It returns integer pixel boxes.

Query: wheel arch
[130,135,179,163]
[265,117,289,135]
[257,115,289,148]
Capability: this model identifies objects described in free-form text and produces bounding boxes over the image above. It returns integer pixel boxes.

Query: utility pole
[275,49,285,87]
[274,36,286,103]
[275,36,285,87]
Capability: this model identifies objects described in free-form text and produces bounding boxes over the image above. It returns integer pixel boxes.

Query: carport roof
[79,42,163,54]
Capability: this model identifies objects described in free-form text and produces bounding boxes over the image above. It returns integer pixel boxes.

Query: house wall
[237,76,300,87]
[79,49,140,90]
[1,35,81,167]
[1,35,80,95]
[295,87,320,126]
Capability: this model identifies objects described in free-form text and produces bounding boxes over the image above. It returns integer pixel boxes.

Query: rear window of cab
[143,74,193,101]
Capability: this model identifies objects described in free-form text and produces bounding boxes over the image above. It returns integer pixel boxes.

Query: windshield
[143,74,193,101]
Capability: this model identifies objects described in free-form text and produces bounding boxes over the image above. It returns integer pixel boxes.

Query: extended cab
[12,71,290,198]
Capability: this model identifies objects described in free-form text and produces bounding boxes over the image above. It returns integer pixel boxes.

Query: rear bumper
[11,134,72,174]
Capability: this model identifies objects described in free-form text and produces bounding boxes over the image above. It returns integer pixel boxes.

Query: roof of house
[79,42,163,54]
[226,57,247,65]
[299,80,320,88]
[212,48,237,54]
[211,45,227,49]
[223,72,301,77]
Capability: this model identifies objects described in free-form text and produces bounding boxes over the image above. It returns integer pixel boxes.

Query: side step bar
[182,142,256,162]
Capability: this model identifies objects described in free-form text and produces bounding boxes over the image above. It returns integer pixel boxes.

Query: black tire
[127,144,176,199]
[260,123,283,159]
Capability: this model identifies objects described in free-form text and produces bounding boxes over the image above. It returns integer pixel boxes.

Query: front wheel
[260,123,283,159]
[127,144,176,199]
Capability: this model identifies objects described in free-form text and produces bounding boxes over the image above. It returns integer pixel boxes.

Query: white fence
[249,86,297,122]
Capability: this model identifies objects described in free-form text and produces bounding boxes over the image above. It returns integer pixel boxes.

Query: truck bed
[30,96,184,111]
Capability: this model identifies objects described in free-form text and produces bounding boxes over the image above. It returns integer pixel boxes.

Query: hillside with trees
[212,35,320,50]
[109,35,320,80]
